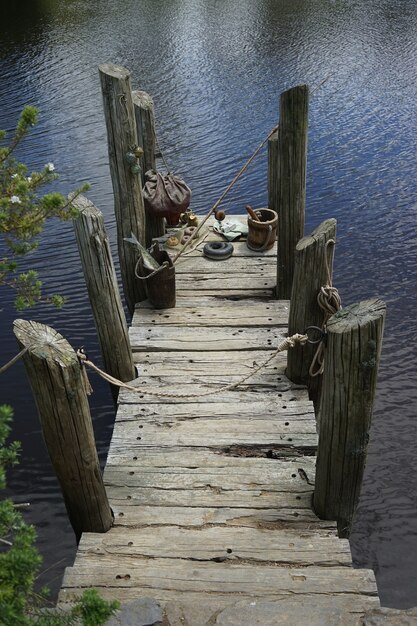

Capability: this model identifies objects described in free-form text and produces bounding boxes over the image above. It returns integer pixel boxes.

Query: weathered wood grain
[314,299,386,535]
[59,199,379,613]
[107,417,316,449]
[71,194,135,394]
[175,256,276,274]
[118,386,307,405]
[132,90,165,243]
[13,320,112,540]
[61,558,377,597]
[114,399,313,422]
[287,218,337,389]
[129,325,286,352]
[133,302,289,326]
[276,85,309,299]
[99,63,147,311]
[108,504,333,528]
[75,525,353,566]
[175,274,276,291]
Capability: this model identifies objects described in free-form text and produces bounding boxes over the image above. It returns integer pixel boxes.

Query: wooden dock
[59,221,380,624]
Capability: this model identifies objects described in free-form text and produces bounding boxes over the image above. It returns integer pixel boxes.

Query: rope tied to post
[76,333,308,400]
[309,239,342,377]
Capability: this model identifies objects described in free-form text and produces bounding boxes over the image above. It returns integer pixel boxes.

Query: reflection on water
[1,0,417,608]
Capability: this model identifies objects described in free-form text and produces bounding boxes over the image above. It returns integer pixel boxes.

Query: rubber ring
[203,241,234,260]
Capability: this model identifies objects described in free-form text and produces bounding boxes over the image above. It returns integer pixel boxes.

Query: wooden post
[99,63,147,314]
[267,128,279,214]
[72,194,136,399]
[13,319,113,542]
[286,218,337,399]
[313,299,386,536]
[132,90,165,245]
[275,84,309,299]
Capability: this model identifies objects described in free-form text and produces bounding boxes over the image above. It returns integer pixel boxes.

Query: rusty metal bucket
[247,208,278,252]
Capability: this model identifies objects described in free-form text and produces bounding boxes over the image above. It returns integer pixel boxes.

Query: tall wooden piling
[13,319,113,542]
[72,194,136,398]
[273,84,309,299]
[287,218,337,398]
[314,299,386,536]
[267,128,279,214]
[99,63,147,314]
[132,90,165,245]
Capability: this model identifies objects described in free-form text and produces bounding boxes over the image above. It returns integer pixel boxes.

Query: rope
[0,346,29,374]
[171,124,279,264]
[77,333,307,399]
[309,239,342,377]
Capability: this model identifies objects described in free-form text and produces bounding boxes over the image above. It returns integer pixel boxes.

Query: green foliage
[0,105,89,309]
[0,108,117,625]
[0,406,119,625]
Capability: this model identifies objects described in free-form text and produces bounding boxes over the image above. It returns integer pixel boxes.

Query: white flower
[10,195,21,204]
[11,173,18,179]
[45,162,55,172]
[27,176,32,183]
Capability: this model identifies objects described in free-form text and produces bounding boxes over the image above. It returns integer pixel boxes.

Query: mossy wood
[132,90,165,245]
[99,63,147,313]
[314,298,386,535]
[287,218,337,398]
[72,194,135,397]
[13,319,113,541]
[275,85,309,299]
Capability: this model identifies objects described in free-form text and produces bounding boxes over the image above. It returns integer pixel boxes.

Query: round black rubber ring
[203,241,234,260]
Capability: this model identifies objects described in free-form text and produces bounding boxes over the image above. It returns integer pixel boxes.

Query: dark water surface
[1,0,417,609]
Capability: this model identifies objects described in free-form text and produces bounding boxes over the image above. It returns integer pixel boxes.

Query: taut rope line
[0,346,30,375]
[77,333,308,399]
[171,124,279,264]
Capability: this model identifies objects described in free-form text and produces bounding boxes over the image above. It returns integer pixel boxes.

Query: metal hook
[304,326,326,345]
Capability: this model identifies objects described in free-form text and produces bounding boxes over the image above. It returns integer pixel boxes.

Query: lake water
[1,0,417,609]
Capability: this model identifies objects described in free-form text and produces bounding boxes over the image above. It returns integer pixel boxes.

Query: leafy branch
[0,106,89,309]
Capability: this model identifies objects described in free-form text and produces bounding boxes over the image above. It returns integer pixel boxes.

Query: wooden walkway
[60,219,380,623]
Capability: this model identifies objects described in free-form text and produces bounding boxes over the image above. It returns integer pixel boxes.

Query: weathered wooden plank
[175,256,276,274]
[106,484,313,509]
[75,525,352,566]
[136,295,287,310]
[134,347,287,368]
[61,559,377,596]
[107,417,316,449]
[129,326,286,352]
[133,302,289,327]
[107,504,333,528]
[118,385,308,405]
[175,275,276,291]
[105,448,316,471]
[131,374,302,392]
[134,350,288,382]
[114,400,314,422]
[176,288,273,299]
